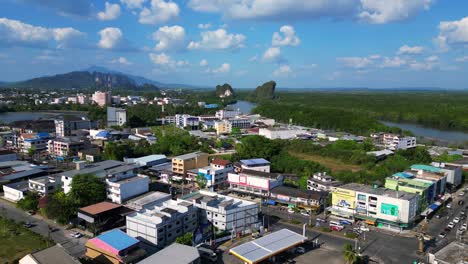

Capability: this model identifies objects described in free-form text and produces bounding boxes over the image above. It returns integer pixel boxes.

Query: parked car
[23,222,33,228]
[70,232,83,238]
[316,218,327,223]
[339,220,352,226]
[330,225,343,231]
[456,229,465,236]
[446,203,452,208]
[444,227,451,232]
[460,223,467,231]
[300,210,310,216]
[447,222,455,229]
[359,226,370,232]
[459,191,465,196]
[26,210,35,216]
[459,200,465,206]
[287,208,295,214]
[422,234,433,241]
[439,232,446,238]
[295,247,305,254]
[453,217,460,224]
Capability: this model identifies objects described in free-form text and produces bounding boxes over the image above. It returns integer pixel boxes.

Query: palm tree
[344,243,358,264]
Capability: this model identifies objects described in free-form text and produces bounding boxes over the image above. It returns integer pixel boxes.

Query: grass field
[0,216,51,263]
[289,152,363,172]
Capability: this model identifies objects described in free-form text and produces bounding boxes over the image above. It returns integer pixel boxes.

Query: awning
[355,215,377,225]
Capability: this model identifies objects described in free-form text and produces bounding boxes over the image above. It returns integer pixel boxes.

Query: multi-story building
[92,91,111,107]
[229,118,251,129]
[126,199,198,247]
[18,132,52,153]
[175,114,199,130]
[215,109,239,120]
[188,159,234,189]
[236,158,271,173]
[182,190,259,232]
[28,175,61,196]
[77,94,88,104]
[228,169,284,198]
[385,173,434,211]
[55,117,95,138]
[214,120,231,135]
[107,107,127,127]
[410,164,447,197]
[105,164,150,204]
[329,183,419,231]
[270,186,327,212]
[47,137,86,157]
[10,120,55,134]
[172,152,209,176]
[430,162,463,189]
[307,172,343,192]
[259,127,308,140]
[383,134,416,150]
[198,115,219,122]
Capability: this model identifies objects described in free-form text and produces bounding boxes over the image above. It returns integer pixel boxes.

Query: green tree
[70,174,106,207]
[175,232,193,246]
[43,192,76,224]
[17,192,40,211]
[343,243,358,264]
[27,146,37,158]
[196,174,208,189]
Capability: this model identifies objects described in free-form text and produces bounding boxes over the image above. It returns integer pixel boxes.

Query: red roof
[211,159,231,166]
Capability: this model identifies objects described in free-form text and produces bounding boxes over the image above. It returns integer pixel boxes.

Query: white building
[55,118,94,138]
[107,107,127,127]
[92,91,111,107]
[190,159,234,189]
[307,172,342,192]
[430,162,463,188]
[3,181,29,202]
[229,118,251,129]
[175,114,200,130]
[125,191,172,211]
[29,175,61,196]
[47,137,85,157]
[126,199,198,247]
[259,127,308,140]
[228,169,284,197]
[383,134,416,150]
[215,109,239,120]
[105,164,150,204]
[238,158,271,173]
[182,190,259,232]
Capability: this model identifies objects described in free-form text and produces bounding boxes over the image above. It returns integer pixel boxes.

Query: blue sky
[0,0,467,89]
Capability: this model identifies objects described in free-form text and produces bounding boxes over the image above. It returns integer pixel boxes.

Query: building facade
[307,172,342,192]
[228,169,284,198]
[92,91,111,107]
[107,107,127,127]
[106,165,150,204]
[172,152,209,176]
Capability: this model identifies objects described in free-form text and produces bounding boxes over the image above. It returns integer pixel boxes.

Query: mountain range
[0,66,203,90]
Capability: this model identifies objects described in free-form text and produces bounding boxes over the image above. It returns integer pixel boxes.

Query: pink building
[92,91,111,107]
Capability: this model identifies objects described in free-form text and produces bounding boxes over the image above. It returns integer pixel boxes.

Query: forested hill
[253,91,468,135]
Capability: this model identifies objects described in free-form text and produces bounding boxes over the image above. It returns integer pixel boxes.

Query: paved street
[0,198,86,258]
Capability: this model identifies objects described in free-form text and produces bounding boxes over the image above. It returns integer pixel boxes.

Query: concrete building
[18,132,52,153]
[137,243,200,264]
[124,191,172,211]
[214,120,231,135]
[237,158,271,173]
[29,175,61,196]
[329,183,419,231]
[77,202,129,234]
[270,186,327,212]
[106,164,150,204]
[410,164,448,198]
[385,173,433,212]
[19,244,81,264]
[431,162,463,189]
[259,127,308,140]
[175,114,200,130]
[107,107,127,127]
[55,117,95,138]
[215,109,239,120]
[124,154,169,168]
[77,94,88,104]
[307,172,342,192]
[47,137,85,157]
[383,134,416,150]
[172,152,209,175]
[92,91,111,107]
[0,160,48,181]
[126,199,198,247]
[229,118,251,129]
[188,159,234,189]
[428,241,468,264]
[182,190,259,232]
[228,169,284,198]
[3,180,29,202]
[0,149,17,162]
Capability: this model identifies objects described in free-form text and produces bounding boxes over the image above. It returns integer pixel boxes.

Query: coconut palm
[344,243,358,264]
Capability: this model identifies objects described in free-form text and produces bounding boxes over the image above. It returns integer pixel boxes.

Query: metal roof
[411,164,441,173]
[91,229,139,252]
[137,243,199,264]
[229,229,306,264]
[240,158,270,166]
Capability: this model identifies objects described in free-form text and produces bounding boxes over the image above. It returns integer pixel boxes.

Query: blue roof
[411,164,441,173]
[429,203,440,210]
[36,132,51,138]
[97,229,139,251]
[240,158,270,166]
[393,172,414,179]
[96,131,110,138]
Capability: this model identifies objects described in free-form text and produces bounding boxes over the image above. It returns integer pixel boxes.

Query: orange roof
[79,201,121,215]
[21,133,36,139]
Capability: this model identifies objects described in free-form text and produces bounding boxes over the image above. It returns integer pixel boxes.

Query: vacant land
[0,216,51,263]
[289,152,362,172]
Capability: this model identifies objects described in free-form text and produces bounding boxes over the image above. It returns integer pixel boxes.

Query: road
[0,198,86,257]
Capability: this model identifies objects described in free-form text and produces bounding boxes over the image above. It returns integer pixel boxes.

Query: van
[329,221,344,231]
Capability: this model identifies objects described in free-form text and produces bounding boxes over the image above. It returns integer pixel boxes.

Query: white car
[446,203,452,208]
[301,210,310,216]
[461,223,467,231]
[359,226,370,232]
[447,222,455,229]
[459,191,465,196]
[70,232,83,238]
[287,208,295,214]
[453,217,460,224]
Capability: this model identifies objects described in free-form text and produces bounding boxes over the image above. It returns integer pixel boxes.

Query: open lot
[0,216,52,263]
[289,152,363,172]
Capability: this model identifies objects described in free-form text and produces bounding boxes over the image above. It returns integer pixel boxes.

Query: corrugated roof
[79,201,121,215]
[90,229,139,252]
[211,159,231,166]
[240,158,270,166]
[137,243,199,264]
[411,164,441,173]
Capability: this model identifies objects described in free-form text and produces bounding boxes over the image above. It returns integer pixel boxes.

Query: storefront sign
[381,203,399,216]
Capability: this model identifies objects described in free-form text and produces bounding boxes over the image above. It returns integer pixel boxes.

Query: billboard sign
[332,188,355,209]
[381,203,399,216]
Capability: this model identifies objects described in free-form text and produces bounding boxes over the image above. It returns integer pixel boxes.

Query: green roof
[411,164,441,173]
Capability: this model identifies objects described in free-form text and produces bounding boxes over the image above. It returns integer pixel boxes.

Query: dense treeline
[252,91,468,133]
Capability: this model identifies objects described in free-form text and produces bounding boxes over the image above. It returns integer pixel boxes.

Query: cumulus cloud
[97,2,121,21]
[198,23,212,29]
[21,0,93,17]
[0,18,86,49]
[338,56,375,69]
[262,47,282,63]
[153,25,185,51]
[149,52,188,68]
[139,0,179,24]
[272,25,300,46]
[409,56,439,70]
[359,0,433,24]
[200,59,208,66]
[381,56,406,68]
[209,63,231,73]
[121,0,146,9]
[434,17,468,51]
[397,45,424,55]
[98,27,124,49]
[111,56,132,65]
[455,56,468,63]
[273,65,293,77]
[187,29,245,50]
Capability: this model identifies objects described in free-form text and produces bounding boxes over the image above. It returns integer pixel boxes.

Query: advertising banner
[332,188,355,209]
[381,203,399,216]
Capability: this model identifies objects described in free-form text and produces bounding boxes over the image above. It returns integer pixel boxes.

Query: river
[226,100,257,114]
[381,121,468,143]
[0,111,87,124]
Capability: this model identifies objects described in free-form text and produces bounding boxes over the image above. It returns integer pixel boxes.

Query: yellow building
[214,120,231,135]
[172,151,209,175]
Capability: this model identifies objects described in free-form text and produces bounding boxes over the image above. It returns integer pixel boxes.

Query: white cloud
[188,29,246,50]
[149,52,188,68]
[397,45,424,55]
[409,56,439,71]
[98,27,123,49]
[338,56,374,69]
[434,17,468,51]
[210,63,230,73]
[121,0,146,9]
[381,56,406,68]
[139,0,179,24]
[272,25,300,46]
[153,25,185,51]
[0,18,86,48]
[111,56,132,65]
[273,65,292,77]
[359,0,433,24]
[262,47,282,63]
[198,23,212,29]
[249,55,258,62]
[455,56,468,62]
[200,59,208,66]
[97,2,121,21]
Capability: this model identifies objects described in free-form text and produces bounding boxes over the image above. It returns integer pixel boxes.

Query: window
[176,229,181,234]
[158,228,163,233]
[176,221,180,225]
[168,225,172,228]
[168,233,172,238]
[215,214,218,217]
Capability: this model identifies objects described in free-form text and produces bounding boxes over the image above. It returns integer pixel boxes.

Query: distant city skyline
[0,0,467,89]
